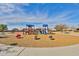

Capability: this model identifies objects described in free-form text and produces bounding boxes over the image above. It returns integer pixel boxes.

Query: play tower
[26,24,34,35]
[42,24,49,34]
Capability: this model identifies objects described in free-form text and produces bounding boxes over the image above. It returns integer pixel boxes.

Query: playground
[0,24,79,47]
[0,32,79,47]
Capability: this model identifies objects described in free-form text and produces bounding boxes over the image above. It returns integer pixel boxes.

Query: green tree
[0,24,8,32]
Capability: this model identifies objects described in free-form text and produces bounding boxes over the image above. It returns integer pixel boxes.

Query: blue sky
[0,3,79,29]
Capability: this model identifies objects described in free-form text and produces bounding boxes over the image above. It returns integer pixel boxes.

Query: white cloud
[0,4,15,13]
[0,3,30,15]
[0,3,78,29]
[0,3,31,23]
[0,9,76,26]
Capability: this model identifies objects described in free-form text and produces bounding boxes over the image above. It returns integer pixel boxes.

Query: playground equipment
[22,24,49,35]
[15,32,23,39]
[26,24,34,35]
[42,24,49,34]
[33,35,40,40]
[49,35,55,40]
[16,34,22,39]
[35,28,42,34]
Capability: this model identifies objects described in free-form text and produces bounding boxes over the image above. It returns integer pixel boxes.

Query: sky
[0,3,79,29]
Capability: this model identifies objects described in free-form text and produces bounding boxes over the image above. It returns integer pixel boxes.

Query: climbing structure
[26,24,34,35]
[35,28,42,34]
[42,24,49,34]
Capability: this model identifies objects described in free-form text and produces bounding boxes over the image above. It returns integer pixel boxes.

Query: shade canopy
[26,24,34,27]
[43,24,48,27]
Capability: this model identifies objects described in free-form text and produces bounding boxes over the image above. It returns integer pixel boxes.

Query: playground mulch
[0,32,79,47]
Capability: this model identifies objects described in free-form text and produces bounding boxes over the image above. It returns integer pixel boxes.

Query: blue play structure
[23,24,49,35]
[42,24,49,34]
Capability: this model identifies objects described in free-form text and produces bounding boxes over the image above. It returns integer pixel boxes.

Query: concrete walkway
[0,44,79,56]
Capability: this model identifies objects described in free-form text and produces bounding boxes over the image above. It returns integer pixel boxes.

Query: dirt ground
[0,32,79,47]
